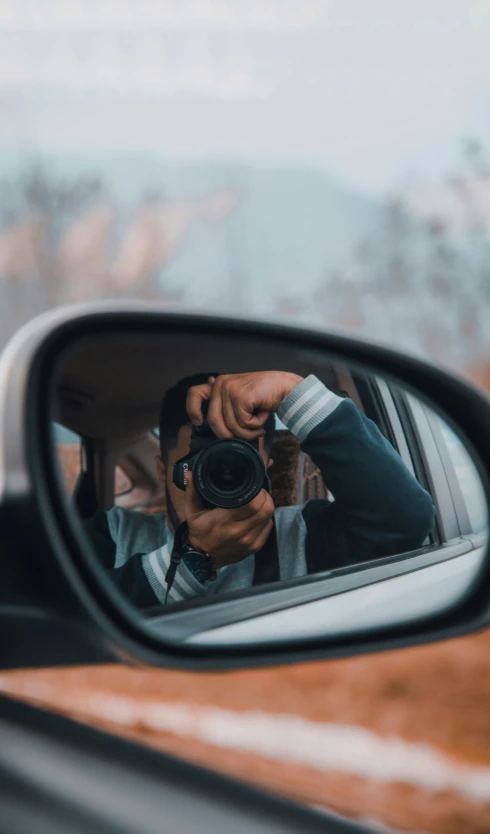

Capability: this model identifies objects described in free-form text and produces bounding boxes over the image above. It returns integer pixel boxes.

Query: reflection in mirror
[50,330,488,646]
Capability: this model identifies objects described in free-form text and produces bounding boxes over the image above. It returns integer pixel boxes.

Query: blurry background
[1,2,490,833]
[1,0,490,374]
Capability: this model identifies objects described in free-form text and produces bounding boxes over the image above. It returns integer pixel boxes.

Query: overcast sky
[1,0,490,194]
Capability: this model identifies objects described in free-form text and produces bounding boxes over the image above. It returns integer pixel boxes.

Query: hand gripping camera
[172,402,267,509]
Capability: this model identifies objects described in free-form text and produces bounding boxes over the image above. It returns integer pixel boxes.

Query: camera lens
[206,448,253,494]
[194,438,266,508]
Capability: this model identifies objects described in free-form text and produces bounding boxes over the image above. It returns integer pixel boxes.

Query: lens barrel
[193,438,265,508]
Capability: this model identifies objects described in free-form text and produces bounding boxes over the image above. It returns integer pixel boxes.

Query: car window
[434,415,488,534]
[52,422,82,497]
[114,466,134,498]
[113,457,163,514]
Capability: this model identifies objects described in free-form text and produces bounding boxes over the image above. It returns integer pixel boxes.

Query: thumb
[186,383,213,426]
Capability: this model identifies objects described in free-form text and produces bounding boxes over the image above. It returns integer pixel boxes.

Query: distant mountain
[0,153,371,295]
[0,151,382,310]
[3,151,487,369]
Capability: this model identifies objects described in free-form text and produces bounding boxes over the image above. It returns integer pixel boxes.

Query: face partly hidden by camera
[51,330,488,641]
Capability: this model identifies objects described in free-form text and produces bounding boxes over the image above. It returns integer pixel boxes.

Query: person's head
[155,372,275,526]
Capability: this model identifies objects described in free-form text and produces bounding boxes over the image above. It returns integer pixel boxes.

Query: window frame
[51,421,84,497]
[368,378,438,548]
[390,389,464,544]
[425,407,483,536]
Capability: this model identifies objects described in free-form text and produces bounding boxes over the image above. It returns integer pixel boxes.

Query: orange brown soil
[3,627,490,833]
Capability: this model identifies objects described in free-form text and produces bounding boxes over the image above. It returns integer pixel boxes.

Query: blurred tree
[462,137,490,179]
[0,166,185,345]
[306,139,490,369]
[0,165,104,339]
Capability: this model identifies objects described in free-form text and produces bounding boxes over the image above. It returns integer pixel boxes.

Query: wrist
[188,535,224,570]
[208,551,227,571]
[188,537,226,571]
[280,373,303,400]
[176,527,216,583]
[277,374,344,442]
[187,532,204,551]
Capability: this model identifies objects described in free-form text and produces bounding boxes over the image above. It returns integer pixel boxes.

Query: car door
[0,689,365,834]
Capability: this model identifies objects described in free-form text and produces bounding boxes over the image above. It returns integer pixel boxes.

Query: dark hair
[159,373,276,460]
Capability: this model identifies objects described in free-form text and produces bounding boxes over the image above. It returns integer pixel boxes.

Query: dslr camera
[172,402,267,509]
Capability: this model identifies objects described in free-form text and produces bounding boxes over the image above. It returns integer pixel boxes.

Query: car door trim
[189,545,484,647]
[149,538,474,642]
[424,407,473,535]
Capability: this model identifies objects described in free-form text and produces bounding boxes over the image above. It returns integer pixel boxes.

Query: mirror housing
[1,301,490,671]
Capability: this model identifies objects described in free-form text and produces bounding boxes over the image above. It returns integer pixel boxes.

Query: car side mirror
[0,302,489,671]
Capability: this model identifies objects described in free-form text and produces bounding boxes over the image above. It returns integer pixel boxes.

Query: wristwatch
[172,521,216,584]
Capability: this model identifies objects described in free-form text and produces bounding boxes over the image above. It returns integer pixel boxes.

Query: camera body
[172,408,267,509]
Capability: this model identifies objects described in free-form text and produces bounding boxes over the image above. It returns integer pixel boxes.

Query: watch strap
[172,521,215,584]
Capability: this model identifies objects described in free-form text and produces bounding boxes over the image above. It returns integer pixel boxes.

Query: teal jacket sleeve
[277,376,436,574]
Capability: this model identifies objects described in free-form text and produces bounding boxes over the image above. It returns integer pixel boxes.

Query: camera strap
[165,485,182,536]
[164,488,186,603]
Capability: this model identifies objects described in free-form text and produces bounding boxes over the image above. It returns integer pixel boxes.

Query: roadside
[2,627,490,833]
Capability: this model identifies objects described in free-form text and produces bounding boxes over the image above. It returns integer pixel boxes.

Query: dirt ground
[3,626,490,833]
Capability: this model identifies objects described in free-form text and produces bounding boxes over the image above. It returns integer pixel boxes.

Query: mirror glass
[50,329,488,649]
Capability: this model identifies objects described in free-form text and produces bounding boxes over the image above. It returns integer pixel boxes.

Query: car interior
[52,331,383,523]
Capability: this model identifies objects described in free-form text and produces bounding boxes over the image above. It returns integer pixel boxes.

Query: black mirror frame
[1,301,490,671]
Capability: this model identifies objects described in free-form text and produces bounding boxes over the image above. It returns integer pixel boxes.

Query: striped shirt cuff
[142,544,207,605]
[277,374,343,443]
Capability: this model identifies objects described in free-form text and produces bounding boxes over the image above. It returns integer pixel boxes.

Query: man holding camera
[84,371,435,608]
